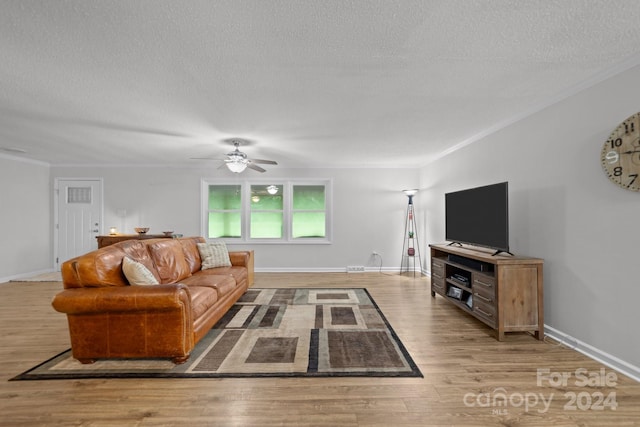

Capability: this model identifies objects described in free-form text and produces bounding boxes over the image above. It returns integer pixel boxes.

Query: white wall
[0,155,51,281]
[420,64,640,374]
[50,165,420,271]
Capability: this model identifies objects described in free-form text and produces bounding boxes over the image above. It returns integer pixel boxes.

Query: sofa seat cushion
[188,286,219,319]
[196,266,248,287]
[181,273,238,298]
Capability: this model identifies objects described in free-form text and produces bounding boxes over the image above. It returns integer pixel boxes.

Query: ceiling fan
[191,139,278,173]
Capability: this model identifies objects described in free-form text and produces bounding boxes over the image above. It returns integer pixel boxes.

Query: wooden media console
[429,243,544,341]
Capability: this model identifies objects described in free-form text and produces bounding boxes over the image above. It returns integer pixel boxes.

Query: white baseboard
[254,267,409,273]
[0,268,55,284]
[256,267,348,273]
[545,325,640,383]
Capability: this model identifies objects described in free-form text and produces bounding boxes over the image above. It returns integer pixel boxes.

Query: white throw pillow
[197,241,232,270]
[122,257,159,285]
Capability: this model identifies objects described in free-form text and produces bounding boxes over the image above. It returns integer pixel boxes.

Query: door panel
[57,179,103,269]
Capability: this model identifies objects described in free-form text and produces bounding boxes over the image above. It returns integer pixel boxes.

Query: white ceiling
[3,0,640,169]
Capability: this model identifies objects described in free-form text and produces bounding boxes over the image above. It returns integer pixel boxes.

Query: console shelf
[429,243,544,341]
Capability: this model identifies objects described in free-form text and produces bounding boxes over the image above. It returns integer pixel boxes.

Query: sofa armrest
[51,284,191,315]
[229,250,254,286]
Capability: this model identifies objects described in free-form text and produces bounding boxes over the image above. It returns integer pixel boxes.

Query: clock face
[601,112,640,191]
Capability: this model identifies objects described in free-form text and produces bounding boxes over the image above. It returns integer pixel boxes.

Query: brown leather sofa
[52,236,253,364]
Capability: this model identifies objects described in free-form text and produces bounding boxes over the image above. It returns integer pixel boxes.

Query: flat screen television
[445,181,510,254]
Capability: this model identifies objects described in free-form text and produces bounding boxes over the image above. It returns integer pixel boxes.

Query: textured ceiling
[2,0,640,169]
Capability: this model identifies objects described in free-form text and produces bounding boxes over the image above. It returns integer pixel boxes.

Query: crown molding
[0,152,50,167]
[424,52,640,166]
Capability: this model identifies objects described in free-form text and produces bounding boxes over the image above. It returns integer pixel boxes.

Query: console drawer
[431,272,445,295]
[432,272,445,284]
[432,257,445,267]
[431,280,445,295]
[431,267,445,281]
[431,259,445,285]
[473,273,495,299]
[473,290,495,308]
[473,298,497,328]
[432,258,445,274]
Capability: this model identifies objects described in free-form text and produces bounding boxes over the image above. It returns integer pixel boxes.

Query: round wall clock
[601,112,640,191]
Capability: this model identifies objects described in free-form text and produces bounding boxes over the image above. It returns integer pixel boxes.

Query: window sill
[214,238,332,245]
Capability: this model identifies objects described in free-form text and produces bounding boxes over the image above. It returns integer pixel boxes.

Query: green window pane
[251,212,283,238]
[293,185,325,210]
[208,212,241,238]
[250,185,283,210]
[292,212,325,238]
[208,185,241,210]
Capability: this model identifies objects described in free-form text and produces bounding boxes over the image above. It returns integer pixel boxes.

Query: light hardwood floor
[1,273,638,426]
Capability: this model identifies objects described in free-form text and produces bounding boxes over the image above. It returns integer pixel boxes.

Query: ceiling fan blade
[189,157,223,160]
[246,163,266,173]
[249,159,278,165]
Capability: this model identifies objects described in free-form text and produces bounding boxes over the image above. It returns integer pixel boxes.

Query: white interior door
[56,179,103,270]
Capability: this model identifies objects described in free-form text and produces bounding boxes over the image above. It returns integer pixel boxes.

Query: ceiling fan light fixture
[267,185,278,195]
[226,154,248,173]
[226,161,247,173]
[224,141,250,173]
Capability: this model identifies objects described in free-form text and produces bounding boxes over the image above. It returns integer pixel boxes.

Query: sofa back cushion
[117,240,162,282]
[69,244,133,288]
[147,239,192,284]
[178,236,205,274]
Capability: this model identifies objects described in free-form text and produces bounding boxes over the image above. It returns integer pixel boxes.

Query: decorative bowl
[134,227,149,234]
[162,231,174,236]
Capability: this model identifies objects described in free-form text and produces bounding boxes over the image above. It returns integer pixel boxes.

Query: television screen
[445,182,509,252]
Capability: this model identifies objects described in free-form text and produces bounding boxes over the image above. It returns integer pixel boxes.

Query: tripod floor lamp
[400,189,421,277]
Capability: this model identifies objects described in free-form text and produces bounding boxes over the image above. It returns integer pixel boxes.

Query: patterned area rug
[12,288,422,380]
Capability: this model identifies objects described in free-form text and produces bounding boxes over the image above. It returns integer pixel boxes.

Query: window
[250,184,283,238]
[207,185,241,238]
[292,185,326,238]
[202,179,331,243]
